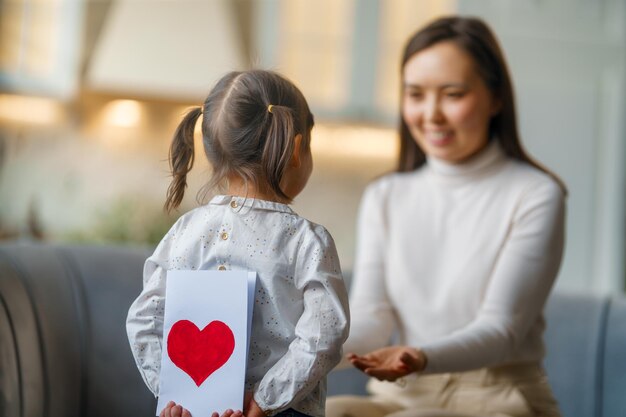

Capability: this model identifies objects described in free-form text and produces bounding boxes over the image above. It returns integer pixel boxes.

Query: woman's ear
[490,96,503,116]
[290,134,303,168]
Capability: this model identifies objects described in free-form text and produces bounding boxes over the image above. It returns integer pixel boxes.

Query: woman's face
[402,41,500,163]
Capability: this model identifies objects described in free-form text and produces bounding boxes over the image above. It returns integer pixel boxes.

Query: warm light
[0,94,65,125]
[101,99,144,127]
[312,124,397,160]
[168,105,203,135]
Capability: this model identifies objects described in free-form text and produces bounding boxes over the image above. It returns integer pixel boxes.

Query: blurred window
[256,0,454,124]
[0,0,83,98]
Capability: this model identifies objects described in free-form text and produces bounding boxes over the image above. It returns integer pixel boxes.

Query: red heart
[167,319,235,386]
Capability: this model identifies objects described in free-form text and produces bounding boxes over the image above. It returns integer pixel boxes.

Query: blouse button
[220,232,229,240]
[230,200,238,209]
[218,265,226,271]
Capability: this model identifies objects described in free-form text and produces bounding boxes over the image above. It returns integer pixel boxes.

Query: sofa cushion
[0,243,156,417]
[543,291,608,417]
[603,295,626,416]
[2,242,625,417]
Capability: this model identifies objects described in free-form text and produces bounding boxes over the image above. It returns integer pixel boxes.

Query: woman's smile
[422,129,454,147]
[402,41,500,163]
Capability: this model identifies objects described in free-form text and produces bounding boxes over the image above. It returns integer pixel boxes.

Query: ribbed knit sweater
[345,141,566,373]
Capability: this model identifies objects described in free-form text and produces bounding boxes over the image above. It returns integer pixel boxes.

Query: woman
[326,16,566,417]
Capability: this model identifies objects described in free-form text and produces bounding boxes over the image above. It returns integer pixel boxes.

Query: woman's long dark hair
[397,16,566,193]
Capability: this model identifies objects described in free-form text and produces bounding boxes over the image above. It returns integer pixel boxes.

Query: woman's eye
[446,91,465,98]
[407,91,423,100]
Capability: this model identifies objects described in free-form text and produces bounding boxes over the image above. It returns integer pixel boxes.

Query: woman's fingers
[350,347,423,377]
[349,354,377,366]
[349,356,377,373]
[364,366,404,381]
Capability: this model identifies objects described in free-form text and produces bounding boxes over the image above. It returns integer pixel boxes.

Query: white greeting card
[156,270,257,417]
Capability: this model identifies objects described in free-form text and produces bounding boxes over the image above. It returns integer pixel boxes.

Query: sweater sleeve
[420,178,566,373]
[253,227,350,414]
[341,181,398,362]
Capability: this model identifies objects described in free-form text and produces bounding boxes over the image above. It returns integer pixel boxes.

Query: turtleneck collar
[426,140,506,185]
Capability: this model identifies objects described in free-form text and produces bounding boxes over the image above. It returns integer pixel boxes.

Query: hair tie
[267,104,274,114]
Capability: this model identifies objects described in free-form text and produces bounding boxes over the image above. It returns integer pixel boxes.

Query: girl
[327,16,566,417]
[127,70,350,417]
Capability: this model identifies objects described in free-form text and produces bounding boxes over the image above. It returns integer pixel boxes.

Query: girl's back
[148,195,346,414]
[128,69,349,417]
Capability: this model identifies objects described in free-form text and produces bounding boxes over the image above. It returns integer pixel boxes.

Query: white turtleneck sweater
[345,141,566,373]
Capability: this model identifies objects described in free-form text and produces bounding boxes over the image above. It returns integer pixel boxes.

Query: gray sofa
[1,242,625,417]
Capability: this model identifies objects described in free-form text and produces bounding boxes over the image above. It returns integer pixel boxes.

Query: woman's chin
[423,144,457,161]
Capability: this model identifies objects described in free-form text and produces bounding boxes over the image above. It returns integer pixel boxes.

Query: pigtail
[164,107,203,212]
[175,70,312,205]
[262,105,297,202]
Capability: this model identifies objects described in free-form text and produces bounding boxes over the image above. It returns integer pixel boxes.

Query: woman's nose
[423,96,444,123]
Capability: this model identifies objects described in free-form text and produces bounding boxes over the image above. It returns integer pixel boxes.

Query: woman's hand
[347,346,427,381]
[160,401,192,417]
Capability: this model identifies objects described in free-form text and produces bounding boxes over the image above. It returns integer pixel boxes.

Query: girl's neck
[227,177,288,204]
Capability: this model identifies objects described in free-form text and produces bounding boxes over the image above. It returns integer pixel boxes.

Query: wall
[458,0,626,292]
[1,0,624,293]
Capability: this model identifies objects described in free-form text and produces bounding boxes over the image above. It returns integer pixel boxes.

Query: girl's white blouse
[126,196,350,417]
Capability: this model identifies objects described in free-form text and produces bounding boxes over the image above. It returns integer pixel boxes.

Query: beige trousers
[326,363,561,417]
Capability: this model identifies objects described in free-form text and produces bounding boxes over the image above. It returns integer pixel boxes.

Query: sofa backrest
[0,242,156,417]
[1,242,625,417]
[544,291,626,417]
[603,295,626,416]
